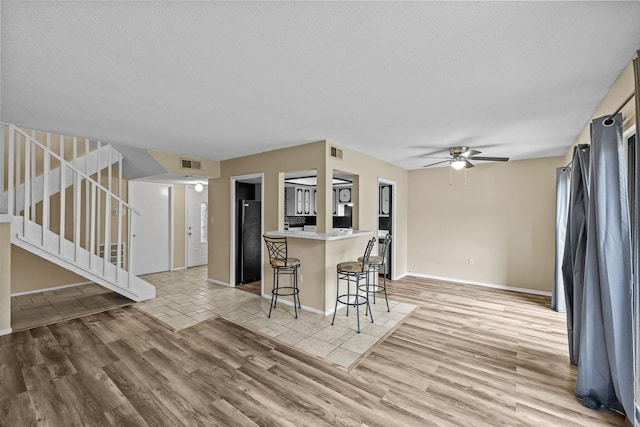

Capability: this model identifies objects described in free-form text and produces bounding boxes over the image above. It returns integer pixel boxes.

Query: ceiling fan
[420,146,509,169]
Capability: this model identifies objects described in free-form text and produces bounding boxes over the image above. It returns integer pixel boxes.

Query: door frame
[230,173,264,293]
[185,184,208,268]
[378,177,396,280]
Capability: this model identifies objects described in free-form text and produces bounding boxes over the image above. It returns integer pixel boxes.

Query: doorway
[378,178,396,280]
[230,173,264,294]
[186,185,208,267]
[129,181,172,275]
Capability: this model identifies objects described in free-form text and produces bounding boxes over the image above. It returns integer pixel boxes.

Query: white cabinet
[286,186,315,216]
[379,185,390,215]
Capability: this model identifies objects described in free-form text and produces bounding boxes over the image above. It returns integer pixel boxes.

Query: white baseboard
[171,267,186,271]
[11,281,93,297]
[0,327,12,336]
[207,278,233,287]
[408,273,552,297]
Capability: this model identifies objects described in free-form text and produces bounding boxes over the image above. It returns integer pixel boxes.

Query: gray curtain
[574,113,633,417]
[562,144,590,365]
[553,167,571,312]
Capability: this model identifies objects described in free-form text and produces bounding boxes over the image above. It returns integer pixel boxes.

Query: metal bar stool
[359,234,391,313]
[263,235,301,319]
[332,237,376,333]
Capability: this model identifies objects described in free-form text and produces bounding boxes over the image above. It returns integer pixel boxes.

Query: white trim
[408,273,552,296]
[185,184,209,268]
[11,281,93,297]
[0,328,12,336]
[171,266,186,271]
[0,214,13,223]
[207,277,232,287]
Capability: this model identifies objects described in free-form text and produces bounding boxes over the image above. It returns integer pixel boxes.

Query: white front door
[129,181,171,275]
[187,185,208,267]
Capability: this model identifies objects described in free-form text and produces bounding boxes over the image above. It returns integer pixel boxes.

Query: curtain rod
[564,92,636,168]
[605,92,635,122]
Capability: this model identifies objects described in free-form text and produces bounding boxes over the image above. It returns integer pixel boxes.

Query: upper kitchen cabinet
[285,186,314,216]
[379,185,390,215]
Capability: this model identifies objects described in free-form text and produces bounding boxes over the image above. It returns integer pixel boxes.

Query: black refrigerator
[238,200,261,284]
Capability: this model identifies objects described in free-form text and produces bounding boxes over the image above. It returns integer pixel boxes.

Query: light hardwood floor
[0,276,627,426]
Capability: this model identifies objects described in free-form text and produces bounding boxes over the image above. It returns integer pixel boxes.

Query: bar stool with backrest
[263,235,302,319]
[332,237,376,333]
[359,233,391,313]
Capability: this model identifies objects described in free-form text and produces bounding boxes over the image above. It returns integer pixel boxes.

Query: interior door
[129,181,171,275]
[187,186,208,267]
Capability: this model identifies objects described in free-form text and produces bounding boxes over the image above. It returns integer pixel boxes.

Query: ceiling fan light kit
[421,146,509,170]
[450,157,466,169]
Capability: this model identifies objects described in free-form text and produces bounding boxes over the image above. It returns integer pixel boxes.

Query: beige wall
[209,141,326,287]
[0,220,11,333]
[325,141,409,277]
[11,246,87,294]
[407,156,565,292]
[208,139,408,312]
[565,59,637,162]
[173,184,186,269]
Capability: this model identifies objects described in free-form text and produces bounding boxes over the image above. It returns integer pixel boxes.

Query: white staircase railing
[0,123,154,301]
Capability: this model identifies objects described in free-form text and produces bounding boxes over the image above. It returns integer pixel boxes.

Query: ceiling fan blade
[417,154,451,159]
[461,149,481,158]
[465,159,474,168]
[470,156,509,162]
[422,160,450,168]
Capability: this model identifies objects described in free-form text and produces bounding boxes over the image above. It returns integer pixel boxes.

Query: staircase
[0,123,155,302]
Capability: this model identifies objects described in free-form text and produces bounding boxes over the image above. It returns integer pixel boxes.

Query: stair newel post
[16,133,21,191]
[74,171,81,262]
[89,182,96,270]
[104,193,111,276]
[8,127,14,215]
[23,134,30,236]
[59,135,65,255]
[96,141,102,256]
[85,139,90,250]
[0,126,4,198]
[43,133,51,240]
[30,131,36,223]
[116,153,123,284]
[72,137,78,252]
[128,207,133,284]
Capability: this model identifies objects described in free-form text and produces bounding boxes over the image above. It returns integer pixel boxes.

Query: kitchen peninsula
[208,140,407,318]
[264,228,374,315]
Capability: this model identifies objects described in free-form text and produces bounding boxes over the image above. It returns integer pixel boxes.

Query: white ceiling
[2,1,640,169]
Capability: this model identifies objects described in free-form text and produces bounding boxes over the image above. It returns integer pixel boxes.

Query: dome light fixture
[450,157,466,170]
[194,183,204,192]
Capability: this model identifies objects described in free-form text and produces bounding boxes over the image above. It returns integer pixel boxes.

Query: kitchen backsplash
[284,216,316,228]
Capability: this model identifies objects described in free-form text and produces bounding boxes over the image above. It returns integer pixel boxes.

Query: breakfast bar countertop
[265,229,373,241]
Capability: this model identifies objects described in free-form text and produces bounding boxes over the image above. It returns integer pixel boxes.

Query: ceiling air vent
[330,146,343,159]
[181,158,201,170]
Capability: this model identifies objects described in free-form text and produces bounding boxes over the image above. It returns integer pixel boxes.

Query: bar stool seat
[358,234,391,313]
[263,236,302,319]
[332,237,376,333]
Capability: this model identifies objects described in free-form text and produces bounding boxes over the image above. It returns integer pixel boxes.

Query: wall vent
[330,146,343,159]
[181,159,202,170]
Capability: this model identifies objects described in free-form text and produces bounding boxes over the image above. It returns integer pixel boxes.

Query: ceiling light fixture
[450,157,466,170]
[194,183,204,192]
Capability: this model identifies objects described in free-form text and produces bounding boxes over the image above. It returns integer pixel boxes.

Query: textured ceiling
[2,1,640,169]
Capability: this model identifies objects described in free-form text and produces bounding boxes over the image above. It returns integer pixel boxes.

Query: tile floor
[11,284,132,331]
[136,266,416,369]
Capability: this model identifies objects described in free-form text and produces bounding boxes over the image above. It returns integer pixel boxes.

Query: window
[200,202,208,243]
